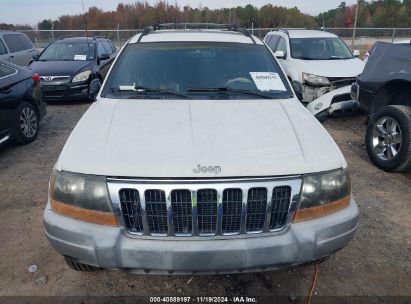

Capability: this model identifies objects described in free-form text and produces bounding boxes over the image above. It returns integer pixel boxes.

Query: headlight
[302,72,330,86]
[72,70,91,83]
[49,170,116,225]
[294,169,351,222]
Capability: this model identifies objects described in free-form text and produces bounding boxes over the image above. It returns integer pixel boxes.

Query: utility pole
[352,0,359,50]
[117,24,120,47]
[51,22,55,41]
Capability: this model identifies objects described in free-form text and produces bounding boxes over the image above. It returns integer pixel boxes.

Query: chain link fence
[250,27,411,53]
[21,27,411,54]
[21,29,141,50]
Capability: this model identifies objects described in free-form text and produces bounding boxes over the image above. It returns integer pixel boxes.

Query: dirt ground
[0,102,410,302]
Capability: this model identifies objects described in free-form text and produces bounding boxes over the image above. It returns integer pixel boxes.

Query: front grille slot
[269,186,292,230]
[246,188,267,232]
[145,190,168,235]
[171,190,192,235]
[114,180,296,237]
[197,189,217,235]
[119,189,144,233]
[42,85,66,92]
[222,188,243,234]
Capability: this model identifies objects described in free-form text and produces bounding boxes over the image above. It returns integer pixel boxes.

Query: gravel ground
[0,103,410,303]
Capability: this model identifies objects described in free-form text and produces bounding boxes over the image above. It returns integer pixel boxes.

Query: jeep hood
[56,98,346,178]
[294,58,364,79]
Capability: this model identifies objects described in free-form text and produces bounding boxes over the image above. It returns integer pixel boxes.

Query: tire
[88,78,102,102]
[64,256,99,272]
[365,105,411,172]
[14,101,39,144]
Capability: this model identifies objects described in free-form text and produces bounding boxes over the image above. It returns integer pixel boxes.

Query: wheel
[89,78,102,102]
[14,101,39,144]
[365,105,411,172]
[64,256,99,272]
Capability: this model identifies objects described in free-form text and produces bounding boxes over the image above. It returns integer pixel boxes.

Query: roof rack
[136,23,256,44]
[157,23,232,29]
[278,29,289,36]
[228,25,256,44]
[136,26,155,43]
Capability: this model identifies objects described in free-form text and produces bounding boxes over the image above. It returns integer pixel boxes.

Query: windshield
[102,42,293,100]
[39,42,95,61]
[290,37,353,60]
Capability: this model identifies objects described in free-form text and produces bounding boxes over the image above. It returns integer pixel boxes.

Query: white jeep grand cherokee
[43,26,359,274]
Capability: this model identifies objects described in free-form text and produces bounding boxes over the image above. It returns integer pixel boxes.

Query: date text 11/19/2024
[150,296,257,303]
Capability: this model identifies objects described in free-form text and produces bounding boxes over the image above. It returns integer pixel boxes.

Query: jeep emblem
[193,165,222,175]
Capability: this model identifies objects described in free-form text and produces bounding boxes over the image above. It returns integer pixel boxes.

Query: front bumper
[41,82,89,102]
[43,199,359,274]
[306,85,360,119]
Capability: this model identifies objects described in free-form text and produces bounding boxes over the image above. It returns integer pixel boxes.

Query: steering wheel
[225,77,253,85]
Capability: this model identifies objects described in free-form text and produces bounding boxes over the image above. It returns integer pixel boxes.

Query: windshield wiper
[187,87,274,99]
[326,56,352,60]
[113,85,189,99]
[295,56,318,60]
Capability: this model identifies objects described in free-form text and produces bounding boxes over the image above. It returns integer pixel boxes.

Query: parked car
[264,29,364,121]
[351,41,411,172]
[0,59,46,146]
[0,31,37,66]
[29,36,117,102]
[43,26,359,274]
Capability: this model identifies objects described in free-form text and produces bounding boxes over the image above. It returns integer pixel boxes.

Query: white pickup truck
[43,26,359,274]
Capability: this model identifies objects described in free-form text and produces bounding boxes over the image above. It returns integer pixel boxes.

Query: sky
[1,0,359,26]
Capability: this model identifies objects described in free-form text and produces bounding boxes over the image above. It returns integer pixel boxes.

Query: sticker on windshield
[74,54,87,61]
[250,72,287,92]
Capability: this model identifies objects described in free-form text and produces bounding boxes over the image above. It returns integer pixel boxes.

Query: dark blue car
[29,36,117,102]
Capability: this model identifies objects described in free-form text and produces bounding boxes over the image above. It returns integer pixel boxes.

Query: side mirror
[353,50,360,57]
[97,53,110,61]
[33,54,39,61]
[274,50,286,59]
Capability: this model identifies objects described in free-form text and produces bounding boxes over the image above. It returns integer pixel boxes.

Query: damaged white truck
[264,29,364,121]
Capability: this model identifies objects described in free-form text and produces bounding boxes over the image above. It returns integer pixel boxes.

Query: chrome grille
[270,186,292,229]
[145,190,168,234]
[119,189,144,233]
[111,178,300,238]
[222,188,243,234]
[246,188,268,232]
[171,190,192,235]
[197,189,218,235]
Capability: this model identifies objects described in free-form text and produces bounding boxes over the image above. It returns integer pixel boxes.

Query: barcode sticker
[74,54,87,61]
[250,72,287,91]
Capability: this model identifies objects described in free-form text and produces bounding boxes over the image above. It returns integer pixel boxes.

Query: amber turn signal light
[293,195,351,223]
[51,199,118,226]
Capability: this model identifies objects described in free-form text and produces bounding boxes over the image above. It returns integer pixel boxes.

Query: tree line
[318,0,411,28]
[1,0,411,31]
